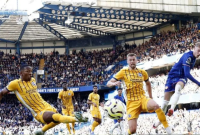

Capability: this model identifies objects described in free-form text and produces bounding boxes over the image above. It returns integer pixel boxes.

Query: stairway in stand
[37,59,45,89]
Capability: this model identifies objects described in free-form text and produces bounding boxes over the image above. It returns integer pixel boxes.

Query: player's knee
[175,84,183,94]
[153,104,160,111]
[129,128,136,134]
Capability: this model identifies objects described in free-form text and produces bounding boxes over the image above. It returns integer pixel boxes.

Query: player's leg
[128,118,137,135]
[36,110,87,134]
[119,119,125,135]
[146,99,172,134]
[90,117,99,135]
[168,81,185,116]
[90,112,102,134]
[45,111,88,123]
[42,122,60,133]
[69,108,75,134]
[62,109,72,134]
[126,100,140,135]
[110,119,120,134]
[153,91,174,128]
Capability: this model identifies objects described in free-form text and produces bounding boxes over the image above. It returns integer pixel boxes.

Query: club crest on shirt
[32,82,36,86]
[165,86,168,89]
[138,73,142,77]
[186,57,191,64]
[128,114,131,118]
[68,93,71,95]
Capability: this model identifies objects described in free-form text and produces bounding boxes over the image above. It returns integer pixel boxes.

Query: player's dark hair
[93,85,97,88]
[127,53,136,58]
[20,64,30,71]
[117,88,122,91]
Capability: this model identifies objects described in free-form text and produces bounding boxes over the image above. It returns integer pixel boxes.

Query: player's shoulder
[9,79,21,84]
[121,66,129,70]
[59,90,63,94]
[89,92,93,96]
[31,77,36,82]
[69,89,73,92]
[183,51,194,58]
[114,95,118,98]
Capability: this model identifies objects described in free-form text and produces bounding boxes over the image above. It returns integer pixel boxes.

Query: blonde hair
[195,42,200,47]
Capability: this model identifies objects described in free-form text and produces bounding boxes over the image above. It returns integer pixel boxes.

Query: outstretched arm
[73,96,77,104]
[0,89,10,102]
[184,65,200,86]
[107,78,121,87]
[57,98,66,109]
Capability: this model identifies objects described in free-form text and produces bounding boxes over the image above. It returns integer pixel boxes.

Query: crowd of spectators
[41,46,124,88]
[0,23,198,89]
[115,23,198,63]
[0,53,39,88]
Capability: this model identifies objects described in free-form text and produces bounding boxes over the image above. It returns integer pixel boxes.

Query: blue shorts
[165,77,187,92]
[114,117,123,124]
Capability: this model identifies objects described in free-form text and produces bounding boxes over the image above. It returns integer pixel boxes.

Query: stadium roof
[0,0,191,42]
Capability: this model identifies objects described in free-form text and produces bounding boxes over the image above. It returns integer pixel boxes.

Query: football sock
[155,108,169,128]
[161,100,169,114]
[42,122,59,132]
[170,84,182,110]
[72,123,75,134]
[91,121,99,132]
[120,121,125,135]
[52,113,77,123]
[66,124,71,134]
[111,122,120,133]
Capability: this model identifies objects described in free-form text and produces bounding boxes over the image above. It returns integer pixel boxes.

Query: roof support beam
[41,16,110,36]
[16,22,28,43]
[39,14,147,30]
[0,16,9,26]
[0,38,15,43]
[34,19,67,40]
[43,4,190,22]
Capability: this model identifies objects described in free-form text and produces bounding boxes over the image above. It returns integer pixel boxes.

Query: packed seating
[0,23,198,89]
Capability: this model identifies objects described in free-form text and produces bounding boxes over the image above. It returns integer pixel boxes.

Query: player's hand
[62,105,66,109]
[113,81,121,86]
[93,103,97,107]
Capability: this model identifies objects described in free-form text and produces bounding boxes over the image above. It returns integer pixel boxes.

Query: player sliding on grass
[153,42,200,129]
[0,64,88,135]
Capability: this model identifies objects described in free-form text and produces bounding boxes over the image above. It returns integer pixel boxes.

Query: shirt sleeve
[142,70,149,82]
[114,69,124,81]
[58,91,62,99]
[6,80,18,92]
[182,55,192,67]
[88,93,92,100]
[184,65,200,86]
[71,90,74,96]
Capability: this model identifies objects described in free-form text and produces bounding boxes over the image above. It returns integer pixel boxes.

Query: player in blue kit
[154,42,200,128]
[110,88,126,134]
